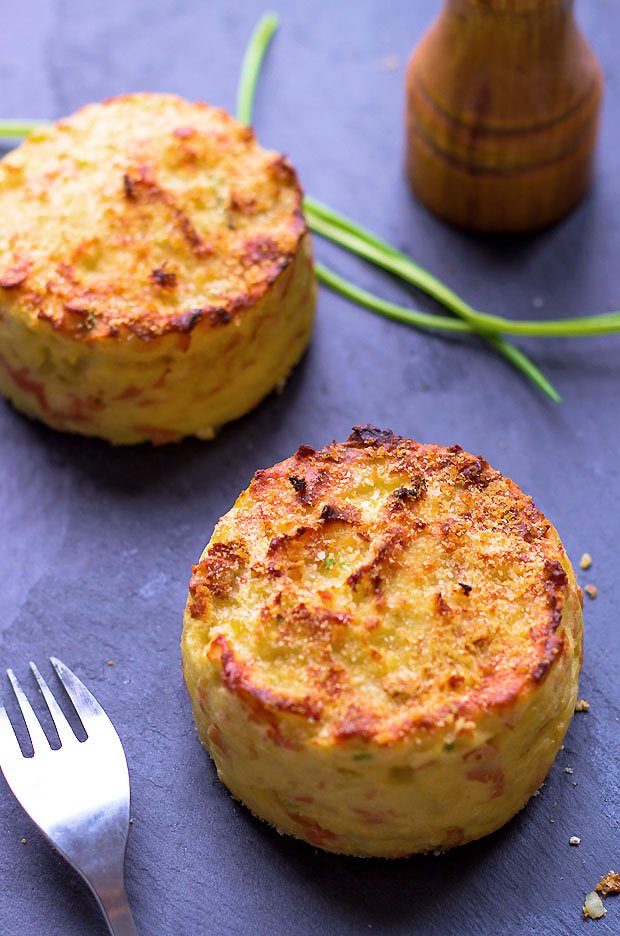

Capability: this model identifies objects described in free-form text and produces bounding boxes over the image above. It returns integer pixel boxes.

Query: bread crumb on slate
[569,836,581,846]
[106,660,114,666]
[595,872,620,897]
[585,584,598,599]
[583,891,607,919]
[579,553,592,570]
[564,766,574,775]
[575,698,591,712]
[379,54,399,72]
[20,838,27,844]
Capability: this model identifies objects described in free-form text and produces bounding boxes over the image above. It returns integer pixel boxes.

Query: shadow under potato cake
[1,338,313,502]
[228,785,524,927]
[220,694,595,932]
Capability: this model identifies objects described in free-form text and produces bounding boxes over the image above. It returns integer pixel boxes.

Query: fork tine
[0,705,24,765]
[50,658,107,738]
[6,669,50,754]
[29,662,77,746]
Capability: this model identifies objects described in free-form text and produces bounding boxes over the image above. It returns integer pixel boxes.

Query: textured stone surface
[0,1,618,934]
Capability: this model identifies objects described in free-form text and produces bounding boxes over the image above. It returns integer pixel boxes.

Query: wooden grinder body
[405,0,603,233]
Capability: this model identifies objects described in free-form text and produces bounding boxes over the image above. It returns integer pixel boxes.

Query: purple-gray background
[0,1,618,933]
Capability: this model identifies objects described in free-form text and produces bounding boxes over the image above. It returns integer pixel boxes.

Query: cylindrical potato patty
[0,93,315,444]
[182,427,583,857]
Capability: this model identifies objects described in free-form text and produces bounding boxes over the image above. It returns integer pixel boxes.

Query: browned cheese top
[188,427,574,747]
[0,94,306,341]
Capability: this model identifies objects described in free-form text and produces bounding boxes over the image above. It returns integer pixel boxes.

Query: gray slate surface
[0,1,618,933]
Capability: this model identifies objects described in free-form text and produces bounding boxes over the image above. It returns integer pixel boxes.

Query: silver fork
[0,658,137,935]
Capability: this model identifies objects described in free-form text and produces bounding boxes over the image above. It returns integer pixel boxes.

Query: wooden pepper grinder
[405,0,603,233]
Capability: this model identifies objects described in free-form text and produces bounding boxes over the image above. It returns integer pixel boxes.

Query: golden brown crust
[0,93,306,342]
[187,426,574,747]
[595,873,620,897]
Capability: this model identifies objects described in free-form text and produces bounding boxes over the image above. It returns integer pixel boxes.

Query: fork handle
[90,878,138,936]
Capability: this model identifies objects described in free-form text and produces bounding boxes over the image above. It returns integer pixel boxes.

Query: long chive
[316,263,560,402]
[484,336,561,403]
[234,15,562,397]
[315,262,470,334]
[0,119,45,138]
[236,13,280,127]
[306,198,620,338]
[308,199,560,393]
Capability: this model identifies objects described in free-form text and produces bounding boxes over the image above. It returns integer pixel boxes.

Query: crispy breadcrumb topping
[188,427,577,747]
[595,873,620,897]
[0,94,306,341]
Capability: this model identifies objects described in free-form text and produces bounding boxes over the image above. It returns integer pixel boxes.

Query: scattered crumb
[575,698,591,713]
[583,891,607,919]
[106,660,114,666]
[569,836,581,846]
[378,53,399,72]
[595,872,620,897]
[565,767,574,775]
[20,838,27,844]
[532,295,545,308]
[585,584,598,599]
[580,553,592,570]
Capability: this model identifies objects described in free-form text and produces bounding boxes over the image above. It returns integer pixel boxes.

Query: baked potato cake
[182,426,583,857]
[0,93,315,444]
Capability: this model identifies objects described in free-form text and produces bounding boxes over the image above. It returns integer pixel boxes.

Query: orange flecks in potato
[0,93,316,443]
[182,428,583,857]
